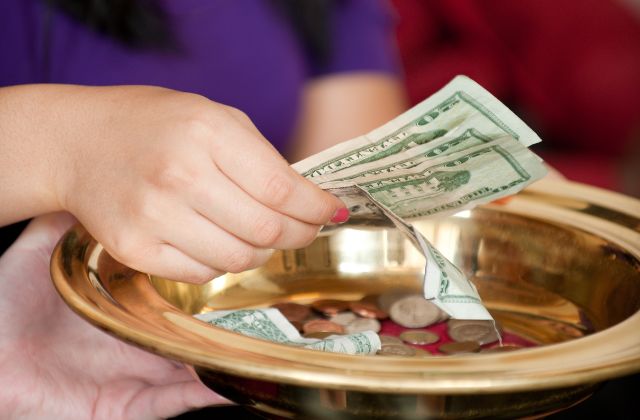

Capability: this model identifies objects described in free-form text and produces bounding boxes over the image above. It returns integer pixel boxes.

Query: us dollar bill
[293,76,547,322]
[195,308,381,355]
[293,75,542,180]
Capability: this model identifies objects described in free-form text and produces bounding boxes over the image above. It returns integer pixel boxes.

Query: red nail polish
[330,207,350,224]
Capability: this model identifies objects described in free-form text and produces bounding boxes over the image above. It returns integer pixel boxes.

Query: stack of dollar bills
[196,76,547,355]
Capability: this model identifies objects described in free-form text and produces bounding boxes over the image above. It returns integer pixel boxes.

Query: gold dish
[51,179,640,419]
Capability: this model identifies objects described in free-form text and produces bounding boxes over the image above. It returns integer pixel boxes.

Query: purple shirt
[0,0,398,154]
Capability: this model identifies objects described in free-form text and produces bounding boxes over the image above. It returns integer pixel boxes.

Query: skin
[0,76,406,419]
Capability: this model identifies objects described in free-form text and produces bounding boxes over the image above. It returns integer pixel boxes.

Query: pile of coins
[271,292,528,357]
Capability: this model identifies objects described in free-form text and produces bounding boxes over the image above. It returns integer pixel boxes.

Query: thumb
[123,380,232,420]
[10,212,77,257]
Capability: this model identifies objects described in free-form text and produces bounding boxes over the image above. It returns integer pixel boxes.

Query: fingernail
[330,207,350,224]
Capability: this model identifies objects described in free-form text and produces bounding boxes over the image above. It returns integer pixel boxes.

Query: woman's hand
[0,213,231,419]
[0,85,348,283]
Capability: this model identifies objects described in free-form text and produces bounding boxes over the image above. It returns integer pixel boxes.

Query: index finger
[210,125,347,225]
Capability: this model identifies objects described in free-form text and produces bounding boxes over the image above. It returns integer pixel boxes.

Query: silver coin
[399,330,440,345]
[389,295,441,328]
[329,311,358,326]
[345,317,381,334]
[448,320,499,345]
[377,344,416,357]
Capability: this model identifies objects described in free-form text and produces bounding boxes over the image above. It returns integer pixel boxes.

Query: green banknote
[293,75,541,180]
[195,308,381,355]
[291,75,547,323]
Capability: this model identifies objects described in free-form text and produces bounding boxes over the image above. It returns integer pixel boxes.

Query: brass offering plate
[51,179,640,419]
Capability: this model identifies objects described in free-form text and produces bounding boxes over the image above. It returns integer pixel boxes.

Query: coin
[345,318,381,334]
[379,335,403,345]
[302,319,345,334]
[329,311,358,326]
[290,320,304,332]
[399,330,440,345]
[389,295,441,328]
[349,301,388,319]
[311,299,350,316]
[377,344,416,357]
[303,331,339,339]
[447,320,499,345]
[270,302,311,323]
[480,345,522,353]
[438,341,480,355]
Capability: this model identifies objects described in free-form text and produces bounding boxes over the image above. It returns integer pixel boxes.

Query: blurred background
[391,0,640,197]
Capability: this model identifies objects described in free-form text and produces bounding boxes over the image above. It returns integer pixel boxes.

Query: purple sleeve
[312,0,400,77]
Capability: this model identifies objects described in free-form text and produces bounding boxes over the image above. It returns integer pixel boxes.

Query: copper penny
[345,318,381,334]
[389,295,441,328]
[377,344,416,357]
[303,331,340,339]
[447,320,500,345]
[311,299,350,316]
[302,319,345,335]
[379,335,403,345]
[438,341,480,355]
[399,330,440,345]
[270,302,311,323]
[290,320,304,332]
[349,301,388,319]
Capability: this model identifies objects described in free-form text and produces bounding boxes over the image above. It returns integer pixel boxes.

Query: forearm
[0,84,79,226]
[289,73,407,162]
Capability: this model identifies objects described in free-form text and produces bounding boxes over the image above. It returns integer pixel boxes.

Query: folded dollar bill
[294,76,547,322]
[195,308,381,355]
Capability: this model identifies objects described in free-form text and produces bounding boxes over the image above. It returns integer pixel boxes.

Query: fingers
[109,241,224,284]
[210,123,347,225]
[104,206,272,283]
[166,210,274,274]
[192,167,322,249]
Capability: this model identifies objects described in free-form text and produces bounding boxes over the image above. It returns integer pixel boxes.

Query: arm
[288,73,407,161]
[0,84,347,283]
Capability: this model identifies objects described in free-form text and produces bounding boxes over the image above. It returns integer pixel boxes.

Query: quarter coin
[399,330,440,345]
[345,318,381,334]
[448,320,499,345]
[390,295,441,328]
[329,311,358,326]
[377,344,416,357]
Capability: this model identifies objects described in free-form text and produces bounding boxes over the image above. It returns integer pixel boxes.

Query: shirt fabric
[0,0,398,155]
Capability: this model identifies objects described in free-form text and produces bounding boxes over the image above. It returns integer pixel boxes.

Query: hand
[0,213,230,419]
[50,85,347,283]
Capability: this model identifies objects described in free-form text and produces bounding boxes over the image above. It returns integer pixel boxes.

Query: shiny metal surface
[51,179,640,419]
